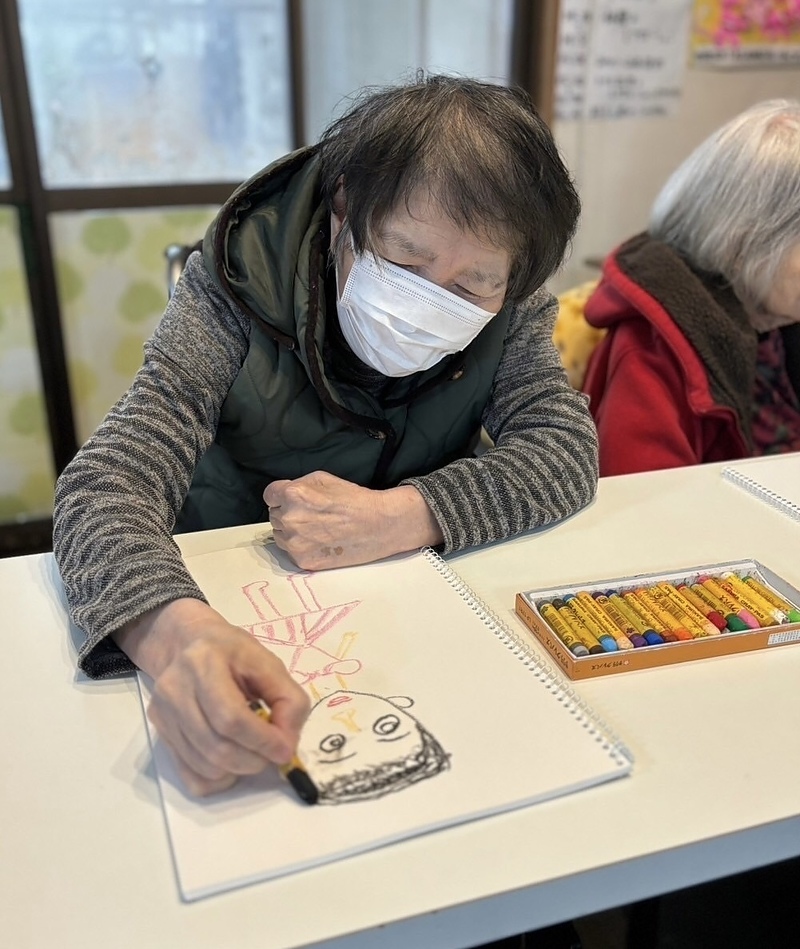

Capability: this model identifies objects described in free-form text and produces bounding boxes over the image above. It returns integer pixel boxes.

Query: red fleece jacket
[582,252,749,477]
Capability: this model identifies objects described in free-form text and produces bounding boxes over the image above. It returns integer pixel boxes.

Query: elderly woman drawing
[53,73,593,799]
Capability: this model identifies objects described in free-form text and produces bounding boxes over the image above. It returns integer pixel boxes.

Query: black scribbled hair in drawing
[316,721,450,804]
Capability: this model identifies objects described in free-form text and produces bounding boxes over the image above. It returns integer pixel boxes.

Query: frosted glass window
[0,209,56,520]
[18,0,292,188]
[0,102,9,189]
[51,206,217,442]
[301,0,514,141]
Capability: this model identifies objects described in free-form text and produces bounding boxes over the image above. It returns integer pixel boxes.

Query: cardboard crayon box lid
[514,559,800,680]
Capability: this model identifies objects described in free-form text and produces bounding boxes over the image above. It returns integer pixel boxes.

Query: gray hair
[648,99,800,312]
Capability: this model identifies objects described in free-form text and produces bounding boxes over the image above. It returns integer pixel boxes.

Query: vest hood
[203,146,327,351]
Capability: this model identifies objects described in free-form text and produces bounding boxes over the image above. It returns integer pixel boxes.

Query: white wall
[550,66,800,294]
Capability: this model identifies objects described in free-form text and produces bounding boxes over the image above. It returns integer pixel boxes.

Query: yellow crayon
[575,591,635,649]
[648,584,707,638]
[609,593,665,645]
[551,597,605,655]
[700,577,763,629]
[634,587,694,641]
[714,577,776,628]
[675,584,728,631]
[594,592,647,647]
[742,576,800,623]
[689,583,750,632]
[539,602,590,657]
[249,700,318,805]
[720,573,786,624]
[654,583,717,637]
[622,590,676,642]
[562,595,619,652]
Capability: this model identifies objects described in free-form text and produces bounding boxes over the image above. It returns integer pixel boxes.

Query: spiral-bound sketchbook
[139,543,632,902]
[722,453,800,522]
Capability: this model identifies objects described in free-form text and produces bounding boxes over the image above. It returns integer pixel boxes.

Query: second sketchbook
[722,452,800,521]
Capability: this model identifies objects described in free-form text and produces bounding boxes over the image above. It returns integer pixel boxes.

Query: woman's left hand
[264,471,443,570]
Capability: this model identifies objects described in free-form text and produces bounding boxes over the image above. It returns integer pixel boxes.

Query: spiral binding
[421,547,634,768]
[723,468,800,521]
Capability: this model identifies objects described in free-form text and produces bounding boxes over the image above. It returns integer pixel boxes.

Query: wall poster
[691,1,800,67]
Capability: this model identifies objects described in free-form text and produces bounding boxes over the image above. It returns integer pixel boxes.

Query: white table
[3,459,800,949]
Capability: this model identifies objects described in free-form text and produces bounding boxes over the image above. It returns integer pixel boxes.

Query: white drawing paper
[140,543,632,901]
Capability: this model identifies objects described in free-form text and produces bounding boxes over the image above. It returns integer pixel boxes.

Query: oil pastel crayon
[714,576,777,627]
[699,577,761,629]
[654,583,718,637]
[622,590,678,643]
[675,583,727,631]
[648,583,707,638]
[719,573,786,624]
[608,592,665,645]
[551,597,605,655]
[633,587,694,641]
[562,594,619,652]
[538,601,590,657]
[575,590,635,649]
[592,592,647,647]
[249,699,318,805]
[742,575,800,623]
[689,582,750,632]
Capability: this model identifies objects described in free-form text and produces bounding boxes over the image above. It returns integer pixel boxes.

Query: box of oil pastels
[514,559,800,680]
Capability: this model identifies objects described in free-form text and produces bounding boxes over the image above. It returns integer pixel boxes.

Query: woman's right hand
[114,598,310,797]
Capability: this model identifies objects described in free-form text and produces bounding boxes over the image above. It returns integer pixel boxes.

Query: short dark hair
[317,73,580,304]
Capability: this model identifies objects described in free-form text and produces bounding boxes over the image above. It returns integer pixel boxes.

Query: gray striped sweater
[53,253,598,678]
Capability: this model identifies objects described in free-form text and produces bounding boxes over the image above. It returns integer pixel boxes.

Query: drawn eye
[373,714,401,735]
[319,733,346,753]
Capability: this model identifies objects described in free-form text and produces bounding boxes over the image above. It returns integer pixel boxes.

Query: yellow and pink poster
[692,0,800,66]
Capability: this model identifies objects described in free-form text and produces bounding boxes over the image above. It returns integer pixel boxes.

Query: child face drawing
[300,691,450,803]
[303,691,421,767]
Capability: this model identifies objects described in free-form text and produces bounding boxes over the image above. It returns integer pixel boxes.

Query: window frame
[0,0,558,554]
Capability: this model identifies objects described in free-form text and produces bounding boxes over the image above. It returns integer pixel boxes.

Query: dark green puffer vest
[178,147,510,531]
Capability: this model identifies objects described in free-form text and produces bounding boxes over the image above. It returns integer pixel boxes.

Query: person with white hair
[581,98,800,476]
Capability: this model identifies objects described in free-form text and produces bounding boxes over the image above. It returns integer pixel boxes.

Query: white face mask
[335,249,497,377]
